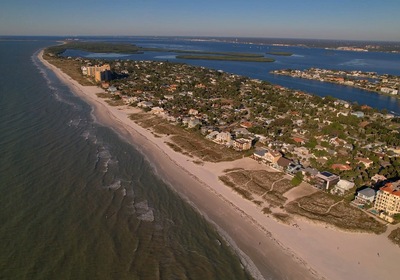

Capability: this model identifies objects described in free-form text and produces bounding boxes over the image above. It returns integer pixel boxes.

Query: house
[292,137,306,145]
[357,157,373,169]
[188,118,201,128]
[315,171,340,190]
[137,101,153,108]
[331,164,352,171]
[215,131,232,143]
[356,188,376,204]
[287,163,302,174]
[331,179,355,196]
[108,86,117,93]
[81,66,88,75]
[188,109,199,116]
[151,107,164,115]
[381,87,398,95]
[164,94,174,100]
[374,180,400,219]
[233,127,251,137]
[240,121,253,129]
[329,137,348,147]
[206,131,219,140]
[371,174,387,183]
[301,167,319,182]
[351,111,365,118]
[275,157,292,171]
[265,150,282,164]
[233,138,252,151]
[253,148,267,161]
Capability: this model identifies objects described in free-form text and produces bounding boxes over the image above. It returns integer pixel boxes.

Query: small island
[176,54,275,62]
[47,41,275,63]
[266,51,293,56]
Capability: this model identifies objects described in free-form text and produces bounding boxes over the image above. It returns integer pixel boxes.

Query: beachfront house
[331,179,355,196]
[233,138,252,151]
[315,171,340,190]
[215,131,232,144]
[274,157,292,171]
[253,148,267,162]
[287,163,302,174]
[356,188,376,204]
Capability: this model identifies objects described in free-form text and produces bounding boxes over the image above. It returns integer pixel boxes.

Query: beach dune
[39,50,399,280]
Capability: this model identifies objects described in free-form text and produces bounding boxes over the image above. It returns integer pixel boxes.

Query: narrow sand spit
[39,50,399,280]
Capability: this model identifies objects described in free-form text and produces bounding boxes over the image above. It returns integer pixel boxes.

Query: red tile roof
[380,182,400,197]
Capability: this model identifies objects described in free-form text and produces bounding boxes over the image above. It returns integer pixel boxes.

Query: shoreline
[271,71,400,101]
[38,50,400,280]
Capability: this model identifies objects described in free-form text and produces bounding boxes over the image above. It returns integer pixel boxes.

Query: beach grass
[128,113,243,162]
[221,169,293,208]
[285,192,387,234]
[388,228,400,246]
[43,53,94,86]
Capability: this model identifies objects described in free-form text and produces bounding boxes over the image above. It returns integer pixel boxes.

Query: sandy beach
[39,50,399,280]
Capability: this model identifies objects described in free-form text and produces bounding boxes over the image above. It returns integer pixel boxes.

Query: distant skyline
[1,0,400,41]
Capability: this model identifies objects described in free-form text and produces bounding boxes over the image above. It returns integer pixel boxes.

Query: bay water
[64,36,400,114]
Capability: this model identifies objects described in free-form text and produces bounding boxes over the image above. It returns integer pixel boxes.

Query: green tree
[291,172,304,186]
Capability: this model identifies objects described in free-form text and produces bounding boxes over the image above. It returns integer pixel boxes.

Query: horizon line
[1,35,400,43]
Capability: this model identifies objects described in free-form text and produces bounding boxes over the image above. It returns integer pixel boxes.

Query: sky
[1,0,399,41]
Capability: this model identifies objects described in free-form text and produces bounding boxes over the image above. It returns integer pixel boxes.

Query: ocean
[0,39,252,279]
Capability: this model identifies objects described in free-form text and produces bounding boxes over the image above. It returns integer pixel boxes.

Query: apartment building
[374,180,400,216]
[84,64,111,82]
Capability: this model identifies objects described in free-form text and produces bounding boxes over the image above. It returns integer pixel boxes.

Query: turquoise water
[0,40,252,280]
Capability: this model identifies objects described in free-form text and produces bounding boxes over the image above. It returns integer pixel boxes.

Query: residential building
[215,131,231,143]
[265,150,282,163]
[315,171,340,190]
[275,157,292,171]
[374,180,400,217]
[85,64,112,82]
[287,163,302,174]
[351,111,365,118]
[331,179,355,196]
[371,174,387,184]
[357,157,373,169]
[356,188,376,204]
[301,167,319,182]
[381,87,398,95]
[253,148,267,161]
[331,164,352,171]
[233,138,252,151]
[188,118,201,128]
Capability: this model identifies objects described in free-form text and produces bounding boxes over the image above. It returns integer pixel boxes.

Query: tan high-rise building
[374,180,400,216]
[84,64,111,82]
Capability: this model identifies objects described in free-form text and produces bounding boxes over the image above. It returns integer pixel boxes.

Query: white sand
[39,51,400,280]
